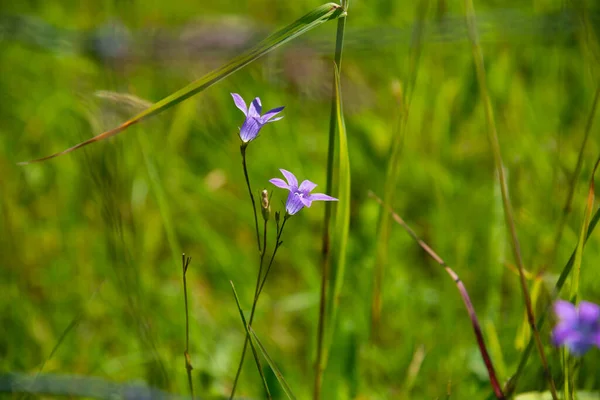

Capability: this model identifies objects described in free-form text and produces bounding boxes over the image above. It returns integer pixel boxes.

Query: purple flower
[552,300,600,355]
[231,93,284,143]
[269,169,338,215]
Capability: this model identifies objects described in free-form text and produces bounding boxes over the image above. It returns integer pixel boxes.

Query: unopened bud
[261,189,271,221]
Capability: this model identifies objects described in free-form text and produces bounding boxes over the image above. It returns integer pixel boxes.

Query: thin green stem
[550,84,600,264]
[241,144,262,252]
[315,5,347,399]
[182,254,194,400]
[464,1,557,398]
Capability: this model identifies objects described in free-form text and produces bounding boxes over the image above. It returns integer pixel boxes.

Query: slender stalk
[315,3,347,399]
[550,85,600,264]
[182,254,194,400]
[464,1,558,398]
[230,216,287,399]
[241,143,261,252]
[369,191,505,399]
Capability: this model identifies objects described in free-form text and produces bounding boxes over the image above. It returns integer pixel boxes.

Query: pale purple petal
[269,178,290,190]
[239,117,262,142]
[594,332,600,348]
[248,97,262,117]
[554,300,577,323]
[231,93,247,115]
[553,323,576,346]
[298,180,317,193]
[578,301,600,325]
[267,116,284,123]
[285,192,305,215]
[280,169,298,189]
[261,106,285,123]
[308,193,338,202]
[299,195,312,207]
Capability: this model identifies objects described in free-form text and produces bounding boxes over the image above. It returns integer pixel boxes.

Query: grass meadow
[1,0,600,398]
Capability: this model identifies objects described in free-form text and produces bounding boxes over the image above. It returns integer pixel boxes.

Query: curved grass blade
[18,3,346,165]
[370,0,428,337]
[569,156,600,302]
[229,281,271,399]
[505,207,600,396]
[369,191,505,400]
[464,0,556,397]
[248,327,297,400]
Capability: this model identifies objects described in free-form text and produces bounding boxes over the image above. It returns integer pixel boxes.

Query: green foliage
[2,0,600,399]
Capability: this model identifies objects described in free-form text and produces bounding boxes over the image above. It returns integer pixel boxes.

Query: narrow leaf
[19,3,345,165]
[324,64,351,365]
[229,281,271,399]
[249,327,297,400]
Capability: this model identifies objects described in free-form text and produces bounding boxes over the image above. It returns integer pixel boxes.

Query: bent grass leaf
[249,327,297,400]
[19,3,345,165]
[324,64,351,366]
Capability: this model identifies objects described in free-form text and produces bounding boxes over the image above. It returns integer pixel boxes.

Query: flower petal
[578,301,600,325]
[239,117,262,142]
[248,97,262,117]
[552,323,577,346]
[269,178,290,190]
[308,193,338,202]
[280,169,298,189]
[231,93,247,115]
[266,116,284,123]
[261,106,285,123]
[298,179,317,193]
[285,192,305,215]
[554,300,577,323]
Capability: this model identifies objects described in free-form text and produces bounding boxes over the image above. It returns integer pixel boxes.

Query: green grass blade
[249,327,297,400]
[505,206,600,396]
[19,3,345,165]
[229,281,271,399]
[323,64,351,366]
[569,157,600,302]
[370,0,427,336]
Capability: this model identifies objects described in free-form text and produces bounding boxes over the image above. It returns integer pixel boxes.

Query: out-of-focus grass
[1,0,600,399]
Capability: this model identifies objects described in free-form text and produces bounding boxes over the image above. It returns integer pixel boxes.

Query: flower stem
[241,143,261,252]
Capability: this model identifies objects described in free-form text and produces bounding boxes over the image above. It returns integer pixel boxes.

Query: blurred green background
[2,0,600,398]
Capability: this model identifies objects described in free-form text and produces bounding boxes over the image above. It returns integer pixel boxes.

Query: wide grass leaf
[19,3,345,165]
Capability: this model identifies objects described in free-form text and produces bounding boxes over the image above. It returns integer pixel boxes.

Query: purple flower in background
[269,169,338,215]
[552,300,600,355]
[231,93,284,143]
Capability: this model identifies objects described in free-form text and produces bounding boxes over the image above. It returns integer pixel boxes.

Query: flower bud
[261,189,271,221]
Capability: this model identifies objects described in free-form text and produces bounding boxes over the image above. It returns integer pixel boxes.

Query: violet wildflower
[231,93,284,143]
[269,169,338,215]
[552,300,600,355]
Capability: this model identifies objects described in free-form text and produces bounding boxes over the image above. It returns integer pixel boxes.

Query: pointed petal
[578,301,600,325]
[308,193,338,202]
[266,116,284,123]
[248,97,262,117]
[231,93,247,115]
[285,192,305,215]
[300,196,312,207]
[280,169,298,189]
[261,106,285,123]
[299,179,317,193]
[269,178,290,190]
[554,300,577,323]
